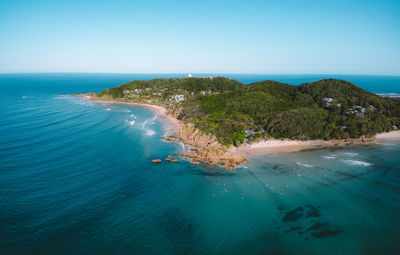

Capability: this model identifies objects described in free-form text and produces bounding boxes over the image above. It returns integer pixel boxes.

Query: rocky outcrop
[175,123,246,169]
[71,93,96,97]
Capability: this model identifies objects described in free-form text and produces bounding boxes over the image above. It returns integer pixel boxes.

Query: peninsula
[84,76,400,169]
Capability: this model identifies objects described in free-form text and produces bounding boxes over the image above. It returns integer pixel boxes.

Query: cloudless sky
[0,0,399,74]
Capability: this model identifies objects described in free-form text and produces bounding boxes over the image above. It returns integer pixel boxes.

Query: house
[170,94,184,102]
[322,97,334,106]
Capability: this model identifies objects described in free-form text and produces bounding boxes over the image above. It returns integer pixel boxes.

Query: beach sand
[375,130,400,140]
[231,131,400,156]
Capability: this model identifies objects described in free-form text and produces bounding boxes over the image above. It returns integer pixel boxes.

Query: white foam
[105,108,111,111]
[296,162,314,168]
[54,96,67,100]
[128,120,135,126]
[145,129,156,136]
[341,159,371,167]
[130,114,136,118]
[376,142,395,146]
[21,96,27,99]
[376,93,400,98]
[322,156,336,159]
[141,120,148,128]
[341,152,358,157]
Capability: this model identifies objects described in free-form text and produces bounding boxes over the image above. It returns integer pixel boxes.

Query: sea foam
[145,129,156,136]
[341,152,359,157]
[297,162,314,168]
[341,160,371,167]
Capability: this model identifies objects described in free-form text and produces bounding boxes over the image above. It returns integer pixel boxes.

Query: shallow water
[1,73,400,254]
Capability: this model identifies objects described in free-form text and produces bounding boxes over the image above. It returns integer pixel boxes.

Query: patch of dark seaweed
[284,226,302,233]
[282,207,304,222]
[307,221,328,231]
[312,229,342,238]
[305,205,321,218]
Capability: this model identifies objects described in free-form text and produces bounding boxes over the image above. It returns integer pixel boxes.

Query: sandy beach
[375,130,400,140]
[231,130,400,156]
[231,139,326,156]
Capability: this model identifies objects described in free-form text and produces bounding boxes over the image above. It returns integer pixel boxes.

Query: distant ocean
[1,73,400,254]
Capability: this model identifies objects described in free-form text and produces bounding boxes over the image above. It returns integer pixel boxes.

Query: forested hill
[94,77,400,146]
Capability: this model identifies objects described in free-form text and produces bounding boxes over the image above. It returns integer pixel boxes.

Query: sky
[0,0,399,75]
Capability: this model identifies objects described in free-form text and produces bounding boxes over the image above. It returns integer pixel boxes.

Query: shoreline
[87,98,183,136]
[73,94,400,168]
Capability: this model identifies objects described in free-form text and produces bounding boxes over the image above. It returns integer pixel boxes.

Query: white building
[171,94,184,102]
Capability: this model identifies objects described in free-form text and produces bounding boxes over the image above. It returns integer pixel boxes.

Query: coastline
[87,98,183,136]
[74,94,400,169]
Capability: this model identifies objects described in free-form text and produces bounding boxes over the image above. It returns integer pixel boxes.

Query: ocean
[1,73,400,254]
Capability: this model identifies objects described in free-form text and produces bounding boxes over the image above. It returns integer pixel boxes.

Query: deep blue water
[1,73,400,254]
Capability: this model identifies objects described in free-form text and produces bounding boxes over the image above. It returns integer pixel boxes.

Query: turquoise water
[1,73,400,254]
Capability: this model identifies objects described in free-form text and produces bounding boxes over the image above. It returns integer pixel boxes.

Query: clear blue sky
[0,0,399,75]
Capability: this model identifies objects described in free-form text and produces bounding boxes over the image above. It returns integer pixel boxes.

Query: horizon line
[0,72,399,77]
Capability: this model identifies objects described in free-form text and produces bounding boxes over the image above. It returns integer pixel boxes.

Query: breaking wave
[341,152,358,157]
[341,160,371,167]
[322,156,336,159]
[296,162,314,168]
[145,129,156,136]
[376,93,400,98]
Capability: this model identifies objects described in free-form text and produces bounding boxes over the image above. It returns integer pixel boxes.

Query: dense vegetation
[95,77,400,146]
